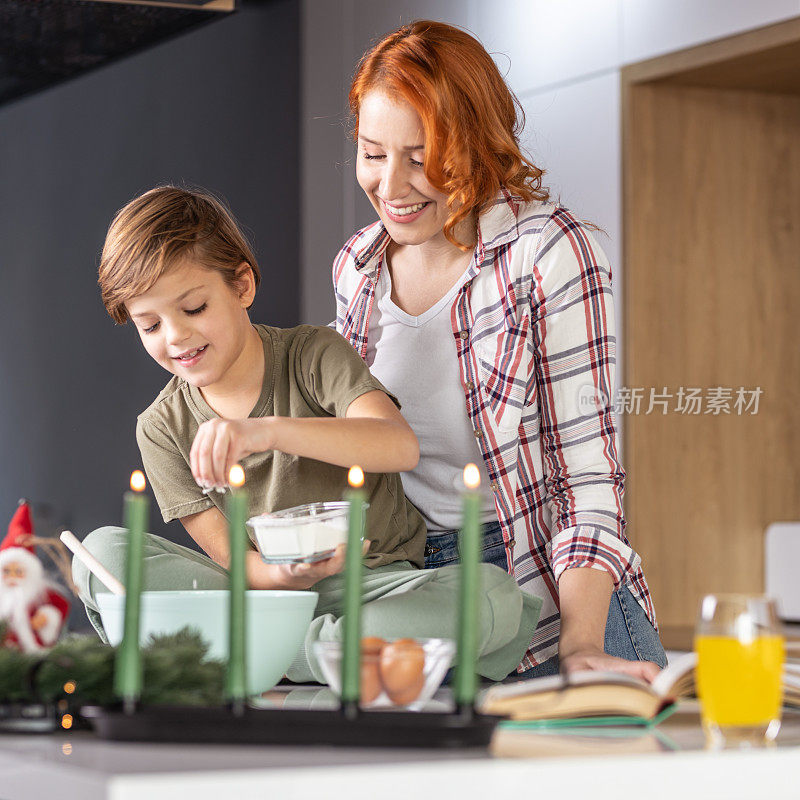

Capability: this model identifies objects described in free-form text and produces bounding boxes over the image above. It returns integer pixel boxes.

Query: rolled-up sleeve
[531,210,640,588]
[136,415,211,524]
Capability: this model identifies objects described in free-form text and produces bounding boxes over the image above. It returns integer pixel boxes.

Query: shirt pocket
[475,314,531,433]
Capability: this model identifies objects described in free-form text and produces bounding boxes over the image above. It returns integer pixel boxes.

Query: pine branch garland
[0,647,39,702]
[36,634,116,705]
[141,629,225,707]
[0,627,226,707]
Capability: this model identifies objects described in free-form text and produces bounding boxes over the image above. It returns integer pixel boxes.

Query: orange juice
[695,634,785,727]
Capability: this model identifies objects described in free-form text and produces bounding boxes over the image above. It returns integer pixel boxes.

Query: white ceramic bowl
[248,501,351,563]
[96,589,318,695]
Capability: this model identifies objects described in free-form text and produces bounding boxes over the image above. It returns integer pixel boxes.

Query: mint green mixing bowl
[96,590,317,695]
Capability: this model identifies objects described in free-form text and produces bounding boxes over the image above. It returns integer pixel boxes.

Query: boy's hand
[275,543,347,590]
[281,539,371,589]
[248,540,371,591]
[190,418,276,489]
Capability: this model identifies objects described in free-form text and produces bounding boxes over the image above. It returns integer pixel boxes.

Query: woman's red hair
[349,20,550,250]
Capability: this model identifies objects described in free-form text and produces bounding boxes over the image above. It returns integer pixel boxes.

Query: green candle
[114,470,148,711]
[341,465,366,708]
[455,463,482,708]
[226,464,249,709]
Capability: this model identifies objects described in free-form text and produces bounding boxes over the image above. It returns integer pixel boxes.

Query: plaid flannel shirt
[333,191,657,668]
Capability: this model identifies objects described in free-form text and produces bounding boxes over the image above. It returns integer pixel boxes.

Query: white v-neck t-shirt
[365,264,497,532]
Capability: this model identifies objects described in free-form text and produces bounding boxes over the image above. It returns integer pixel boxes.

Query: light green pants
[73,526,542,684]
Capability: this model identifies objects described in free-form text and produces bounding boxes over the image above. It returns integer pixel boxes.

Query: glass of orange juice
[695,594,785,747]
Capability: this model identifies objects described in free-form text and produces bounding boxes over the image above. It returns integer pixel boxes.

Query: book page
[651,651,697,698]
[484,669,654,704]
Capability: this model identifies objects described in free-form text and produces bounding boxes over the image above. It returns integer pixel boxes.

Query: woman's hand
[557,567,661,683]
[190,418,275,489]
[560,646,662,683]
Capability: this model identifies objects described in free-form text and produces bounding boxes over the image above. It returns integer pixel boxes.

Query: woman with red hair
[334,20,666,679]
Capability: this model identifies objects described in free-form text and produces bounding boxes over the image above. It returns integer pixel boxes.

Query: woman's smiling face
[356,90,450,246]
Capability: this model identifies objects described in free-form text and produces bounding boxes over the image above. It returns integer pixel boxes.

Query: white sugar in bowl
[248,501,355,564]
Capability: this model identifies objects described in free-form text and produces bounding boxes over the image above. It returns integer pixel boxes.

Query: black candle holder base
[81,703,501,748]
[0,702,57,734]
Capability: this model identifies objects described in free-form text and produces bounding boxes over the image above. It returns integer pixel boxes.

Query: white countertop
[3,695,799,800]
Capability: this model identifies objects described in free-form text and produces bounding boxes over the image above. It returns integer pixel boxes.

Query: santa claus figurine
[0,502,70,653]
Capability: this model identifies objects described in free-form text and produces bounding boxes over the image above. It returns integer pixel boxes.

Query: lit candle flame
[348,465,365,489]
[130,471,146,493]
[463,463,481,490]
[229,464,245,488]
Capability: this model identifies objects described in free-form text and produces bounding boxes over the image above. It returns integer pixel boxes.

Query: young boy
[73,185,541,684]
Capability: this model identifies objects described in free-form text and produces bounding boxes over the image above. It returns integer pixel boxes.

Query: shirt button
[491,481,499,491]
[466,381,475,391]
[459,330,469,340]
[507,538,516,548]
[474,429,483,439]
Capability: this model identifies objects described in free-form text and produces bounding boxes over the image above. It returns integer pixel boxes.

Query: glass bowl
[248,501,352,564]
[313,637,455,710]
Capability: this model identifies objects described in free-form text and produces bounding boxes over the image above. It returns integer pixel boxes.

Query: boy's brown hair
[98,185,260,324]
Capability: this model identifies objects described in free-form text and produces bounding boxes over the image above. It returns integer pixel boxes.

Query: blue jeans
[424,520,510,572]
[424,521,667,678]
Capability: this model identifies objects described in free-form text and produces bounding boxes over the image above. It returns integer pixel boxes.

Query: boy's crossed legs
[73,527,542,684]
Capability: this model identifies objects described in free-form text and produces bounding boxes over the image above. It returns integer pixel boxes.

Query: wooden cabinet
[622,18,800,628]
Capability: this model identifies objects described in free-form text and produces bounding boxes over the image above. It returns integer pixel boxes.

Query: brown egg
[360,659,382,704]
[361,636,386,656]
[379,638,426,706]
[359,637,386,704]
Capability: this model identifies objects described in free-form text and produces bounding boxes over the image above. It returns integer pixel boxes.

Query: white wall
[300,0,800,357]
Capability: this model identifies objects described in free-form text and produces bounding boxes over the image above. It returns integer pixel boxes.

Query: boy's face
[126,260,254,389]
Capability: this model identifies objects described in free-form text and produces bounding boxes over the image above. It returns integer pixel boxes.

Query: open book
[481,652,800,724]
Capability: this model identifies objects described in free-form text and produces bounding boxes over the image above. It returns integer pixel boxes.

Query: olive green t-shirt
[136,324,426,569]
